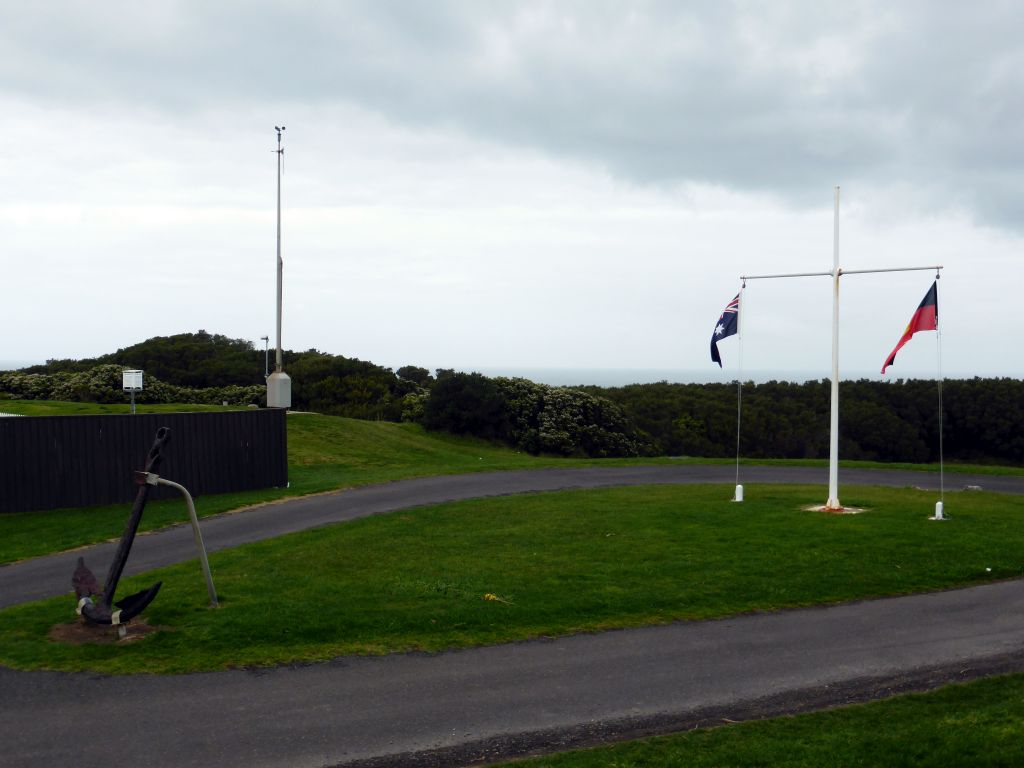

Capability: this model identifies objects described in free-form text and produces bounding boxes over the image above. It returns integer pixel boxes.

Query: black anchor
[73,427,170,626]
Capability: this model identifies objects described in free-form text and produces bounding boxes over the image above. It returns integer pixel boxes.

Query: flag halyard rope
[735,281,745,495]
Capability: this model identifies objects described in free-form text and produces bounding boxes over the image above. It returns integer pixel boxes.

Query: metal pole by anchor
[143,475,219,606]
[154,476,218,607]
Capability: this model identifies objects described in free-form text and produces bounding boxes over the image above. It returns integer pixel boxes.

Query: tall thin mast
[275,125,285,373]
[266,126,292,410]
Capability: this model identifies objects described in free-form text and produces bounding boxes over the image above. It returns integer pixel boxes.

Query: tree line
[575,378,1023,465]
[14,331,422,420]
[4,332,1021,465]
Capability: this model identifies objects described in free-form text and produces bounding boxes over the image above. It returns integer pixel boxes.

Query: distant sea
[473,368,849,387]
[0,360,42,371]
[1,360,1004,386]
[470,368,1015,386]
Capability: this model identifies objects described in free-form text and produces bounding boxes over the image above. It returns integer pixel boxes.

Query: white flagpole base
[733,484,743,502]
[929,501,946,521]
[824,497,843,512]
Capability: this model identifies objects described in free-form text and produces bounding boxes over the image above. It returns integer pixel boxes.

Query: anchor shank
[100,427,170,607]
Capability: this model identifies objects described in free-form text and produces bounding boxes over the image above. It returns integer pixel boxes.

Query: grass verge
[1,400,1020,565]
[495,673,1024,767]
[0,409,592,564]
[1,484,1021,674]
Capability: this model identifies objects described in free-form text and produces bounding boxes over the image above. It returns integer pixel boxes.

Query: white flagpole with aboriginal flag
[881,277,946,518]
[881,281,938,374]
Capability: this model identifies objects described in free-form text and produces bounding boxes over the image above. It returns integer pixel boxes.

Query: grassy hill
[0,400,623,563]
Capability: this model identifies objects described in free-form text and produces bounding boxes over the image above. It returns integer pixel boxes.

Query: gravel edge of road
[329,650,1024,768]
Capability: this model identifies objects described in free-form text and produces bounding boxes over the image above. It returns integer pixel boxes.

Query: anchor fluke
[114,582,163,618]
[71,556,102,599]
[78,581,162,625]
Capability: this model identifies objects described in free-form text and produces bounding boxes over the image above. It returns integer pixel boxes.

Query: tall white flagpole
[740,187,942,513]
[826,186,842,510]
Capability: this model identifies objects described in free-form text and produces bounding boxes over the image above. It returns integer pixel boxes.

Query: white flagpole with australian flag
[710,293,740,367]
[710,288,744,501]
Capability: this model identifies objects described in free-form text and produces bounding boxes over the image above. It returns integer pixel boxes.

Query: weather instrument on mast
[267,125,291,408]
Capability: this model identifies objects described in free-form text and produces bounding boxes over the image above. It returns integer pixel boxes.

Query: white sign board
[122,370,144,391]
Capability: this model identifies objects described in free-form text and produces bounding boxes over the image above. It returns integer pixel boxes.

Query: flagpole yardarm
[741,266,941,281]
[740,271,833,280]
[841,266,943,276]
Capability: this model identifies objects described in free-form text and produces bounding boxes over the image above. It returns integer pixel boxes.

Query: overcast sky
[2,1,1021,382]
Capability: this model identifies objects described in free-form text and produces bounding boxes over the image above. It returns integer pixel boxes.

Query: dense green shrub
[0,365,264,406]
[420,373,640,458]
[21,331,263,387]
[422,372,508,439]
[494,377,640,457]
[581,377,1024,465]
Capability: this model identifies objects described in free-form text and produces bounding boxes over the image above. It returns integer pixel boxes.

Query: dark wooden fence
[0,410,288,513]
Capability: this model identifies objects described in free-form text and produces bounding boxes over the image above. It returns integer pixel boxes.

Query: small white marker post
[122,369,143,415]
[741,187,942,511]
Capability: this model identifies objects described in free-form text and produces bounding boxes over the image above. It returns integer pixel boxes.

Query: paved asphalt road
[2,466,1023,767]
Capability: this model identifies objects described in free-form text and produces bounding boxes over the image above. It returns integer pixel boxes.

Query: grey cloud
[4,1,1021,228]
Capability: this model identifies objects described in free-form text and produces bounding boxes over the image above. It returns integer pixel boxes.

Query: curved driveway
[2,465,1023,767]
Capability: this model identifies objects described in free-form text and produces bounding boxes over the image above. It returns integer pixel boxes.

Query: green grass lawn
[0,406,599,564]
[1,484,1020,675]
[495,673,1024,767]
[1,399,1020,565]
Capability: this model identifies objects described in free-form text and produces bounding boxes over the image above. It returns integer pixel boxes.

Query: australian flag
[710,293,739,367]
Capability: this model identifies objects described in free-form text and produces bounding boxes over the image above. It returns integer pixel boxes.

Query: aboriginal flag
[710,293,740,367]
[881,281,938,374]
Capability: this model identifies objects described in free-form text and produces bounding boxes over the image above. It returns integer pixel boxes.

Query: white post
[826,186,842,510]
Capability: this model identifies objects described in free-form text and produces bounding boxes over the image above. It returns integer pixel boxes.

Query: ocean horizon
[0,360,43,371]
[468,367,969,387]
[2,360,1010,388]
